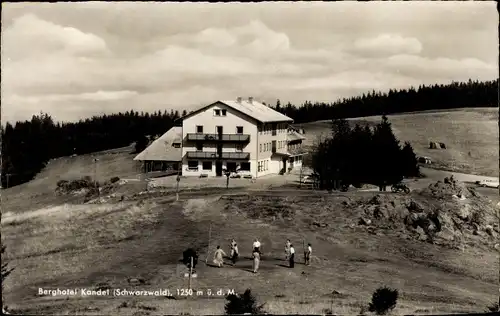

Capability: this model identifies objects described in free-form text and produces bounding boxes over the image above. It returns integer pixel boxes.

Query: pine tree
[372,115,403,186]
[401,142,420,177]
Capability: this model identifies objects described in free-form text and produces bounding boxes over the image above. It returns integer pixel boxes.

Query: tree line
[271,79,498,123]
[312,116,420,190]
[1,78,495,188]
[1,110,186,188]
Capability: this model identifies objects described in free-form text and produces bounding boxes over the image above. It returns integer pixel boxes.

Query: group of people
[212,238,312,273]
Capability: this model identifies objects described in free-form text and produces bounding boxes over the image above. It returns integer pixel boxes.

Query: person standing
[305,243,312,266]
[252,247,261,273]
[289,244,295,268]
[213,246,226,268]
[253,238,261,251]
[230,239,239,265]
[284,239,291,261]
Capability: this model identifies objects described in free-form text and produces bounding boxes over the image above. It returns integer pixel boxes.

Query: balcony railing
[186,133,250,142]
[186,151,250,160]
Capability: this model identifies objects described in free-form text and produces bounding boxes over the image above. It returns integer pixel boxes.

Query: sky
[1,1,498,123]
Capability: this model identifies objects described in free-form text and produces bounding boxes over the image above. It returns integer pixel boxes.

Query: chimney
[236,97,242,103]
[248,97,253,104]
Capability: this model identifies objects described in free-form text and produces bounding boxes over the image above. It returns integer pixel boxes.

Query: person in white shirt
[213,246,226,268]
[284,239,291,260]
[252,239,261,252]
[289,244,295,268]
[305,243,312,266]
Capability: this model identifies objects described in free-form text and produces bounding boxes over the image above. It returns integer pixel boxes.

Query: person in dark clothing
[230,239,239,265]
[183,248,198,270]
[289,244,295,268]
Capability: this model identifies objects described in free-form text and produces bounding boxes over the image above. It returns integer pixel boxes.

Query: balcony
[186,151,250,160]
[186,133,250,142]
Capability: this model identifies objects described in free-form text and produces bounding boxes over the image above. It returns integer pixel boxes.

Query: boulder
[457,205,471,221]
[435,227,456,241]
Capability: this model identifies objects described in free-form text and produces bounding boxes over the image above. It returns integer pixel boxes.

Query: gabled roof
[180,99,293,124]
[133,127,182,161]
[287,130,306,142]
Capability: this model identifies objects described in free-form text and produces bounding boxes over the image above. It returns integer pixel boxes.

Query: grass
[300,108,499,177]
[1,145,143,214]
[2,189,498,315]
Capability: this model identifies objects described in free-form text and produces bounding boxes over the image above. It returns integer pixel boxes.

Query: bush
[486,302,499,312]
[224,289,265,315]
[368,286,398,315]
[110,176,120,184]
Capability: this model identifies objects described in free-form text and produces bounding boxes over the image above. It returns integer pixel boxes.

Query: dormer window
[172,143,181,148]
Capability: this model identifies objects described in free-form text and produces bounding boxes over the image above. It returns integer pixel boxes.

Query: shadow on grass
[276,264,291,268]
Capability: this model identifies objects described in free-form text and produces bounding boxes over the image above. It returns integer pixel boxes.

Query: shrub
[224,289,265,315]
[486,302,499,312]
[368,286,398,315]
[110,176,120,184]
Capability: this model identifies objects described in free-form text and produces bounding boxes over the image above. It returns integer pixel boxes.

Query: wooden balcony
[185,151,250,160]
[186,133,250,142]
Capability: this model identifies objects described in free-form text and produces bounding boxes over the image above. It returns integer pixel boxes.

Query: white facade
[181,99,303,178]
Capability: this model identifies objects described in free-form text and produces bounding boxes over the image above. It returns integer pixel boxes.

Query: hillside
[300,108,499,177]
[1,145,143,214]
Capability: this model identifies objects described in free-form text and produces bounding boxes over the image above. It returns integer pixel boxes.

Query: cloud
[384,55,497,81]
[349,34,423,57]
[1,4,497,124]
[2,13,109,60]
[8,90,139,104]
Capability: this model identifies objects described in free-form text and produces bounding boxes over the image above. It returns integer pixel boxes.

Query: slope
[300,108,498,177]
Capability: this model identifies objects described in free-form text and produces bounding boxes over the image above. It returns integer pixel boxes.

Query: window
[236,126,243,134]
[236,144,243,152]
[196,143,203,151]
[202,161,212,170]
[258,161,262,172]
[265,160,268,171]
[214,109,221,116]
[221,109,227,116]
[196,125,203,133]
[173,143,181,148]
[187,161,198,170]
[259,144,262,152]
[240,162,251,171]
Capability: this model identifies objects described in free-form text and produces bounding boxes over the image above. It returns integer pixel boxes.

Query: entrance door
[216,161,223,176]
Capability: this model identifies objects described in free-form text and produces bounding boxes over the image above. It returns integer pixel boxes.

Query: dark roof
[133,127,182,161]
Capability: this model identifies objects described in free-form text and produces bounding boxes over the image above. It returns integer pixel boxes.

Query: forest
[271,79,498,123]
[1,78,497,188]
